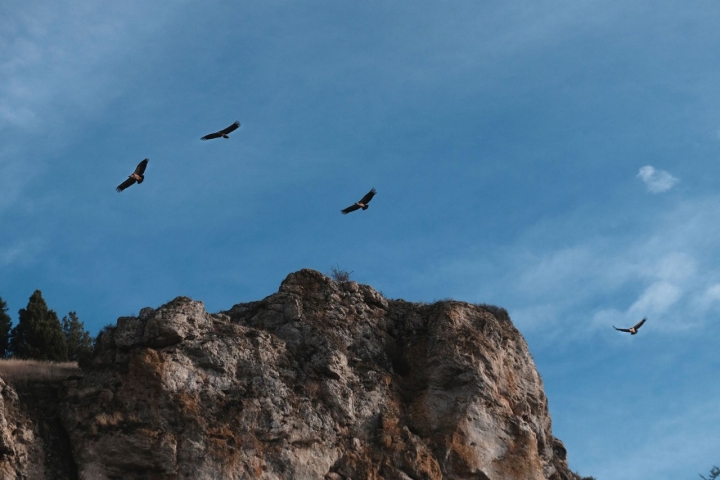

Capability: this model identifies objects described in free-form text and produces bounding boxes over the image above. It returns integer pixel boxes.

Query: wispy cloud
[693,283,720,313]
[637,165,679,193]
[586,397,720,480]
[0,1,182,212]
[0,239,43,268]
[1,3,123,131]
[432,195,720,337]
[542,202,719,334]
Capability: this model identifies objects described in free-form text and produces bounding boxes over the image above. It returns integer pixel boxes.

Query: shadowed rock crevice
[0,378,79,479]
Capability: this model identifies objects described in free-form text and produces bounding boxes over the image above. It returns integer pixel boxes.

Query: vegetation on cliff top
[0,291,92,363]
[0,358,80,384]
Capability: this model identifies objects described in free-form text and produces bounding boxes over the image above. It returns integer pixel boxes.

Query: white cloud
[637,165,679,193]
[0,1,183,212]
[434,195,720,337]
[517,247,595,296]
[690,283,720,314]
[589,280,689,332]
[627,281,682,318]
[653,252,695,282]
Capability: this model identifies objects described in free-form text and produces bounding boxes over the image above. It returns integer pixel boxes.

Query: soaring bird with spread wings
[341,188,376,215]
[201,121,241,140]
[613,318,646,335]
[116,159,149,193]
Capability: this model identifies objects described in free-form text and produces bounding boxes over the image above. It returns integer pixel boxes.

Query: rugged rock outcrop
[2,269,581,479]
[0,378,77,479]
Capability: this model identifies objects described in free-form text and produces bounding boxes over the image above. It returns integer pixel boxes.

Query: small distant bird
[201,121,241,141]
[341,188,377,215]
[116,159,149,193]
[613,318,646,335]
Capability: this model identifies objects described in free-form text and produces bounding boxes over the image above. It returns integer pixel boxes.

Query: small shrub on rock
[476,303,510,323]
[328,264,353,283]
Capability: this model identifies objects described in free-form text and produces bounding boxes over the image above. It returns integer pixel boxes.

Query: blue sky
[2,1,720,477]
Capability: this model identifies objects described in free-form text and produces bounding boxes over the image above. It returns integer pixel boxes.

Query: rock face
[24,269,577,479]
[0,378,77,479]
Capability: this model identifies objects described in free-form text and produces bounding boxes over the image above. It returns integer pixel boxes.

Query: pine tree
[9,290,68,361]
[62,311,93,363]
[0,296,11,358]
[701,466,720,480]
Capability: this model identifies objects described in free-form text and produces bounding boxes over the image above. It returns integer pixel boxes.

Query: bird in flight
[201,121,241,140]
[116,159,149,193]
[341,188,377,215]
[613,318,646,335]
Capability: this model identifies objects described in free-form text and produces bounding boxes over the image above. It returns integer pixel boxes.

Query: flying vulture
[116,159,149,193]
[613,318,646,335]
[201,121,241,140]
[341,188,377,215]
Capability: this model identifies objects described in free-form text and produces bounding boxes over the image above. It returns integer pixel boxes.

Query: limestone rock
[56,269,581,479]
[0,378,76,479]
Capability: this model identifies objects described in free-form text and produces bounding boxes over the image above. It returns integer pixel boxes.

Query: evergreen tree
[62,311,93,363]
[701,466,720,480]
[0,296,11,358]
[9,290,68,361]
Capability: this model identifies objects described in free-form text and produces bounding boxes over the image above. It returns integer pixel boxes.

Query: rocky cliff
[0,269,580,479]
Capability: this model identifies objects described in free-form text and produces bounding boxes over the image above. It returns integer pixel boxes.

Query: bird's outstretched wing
[116,177,136,192]
[341,204,361,215]
[134,158,149,175]
[201,132,222,141]
[613,326,632,333]
[219,121,240,135]
[632,318,646,330]
[359,188,376,205]
[201,121,240,140]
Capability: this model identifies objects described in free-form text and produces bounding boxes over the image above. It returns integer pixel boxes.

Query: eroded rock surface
[0,377,76,480]
[58,269,579,480]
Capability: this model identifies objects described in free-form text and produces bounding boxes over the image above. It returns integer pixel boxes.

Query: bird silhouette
[613,318,646,335]
[201,121,241,140]
[116,159,149,192]
[341,188,377,215]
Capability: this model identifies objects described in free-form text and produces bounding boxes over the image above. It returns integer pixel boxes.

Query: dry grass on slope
[0,359,81,385]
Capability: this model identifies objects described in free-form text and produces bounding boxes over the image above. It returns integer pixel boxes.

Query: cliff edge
[1,269,580,479]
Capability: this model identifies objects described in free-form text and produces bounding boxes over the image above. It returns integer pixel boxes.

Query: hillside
[0,269,582,479]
